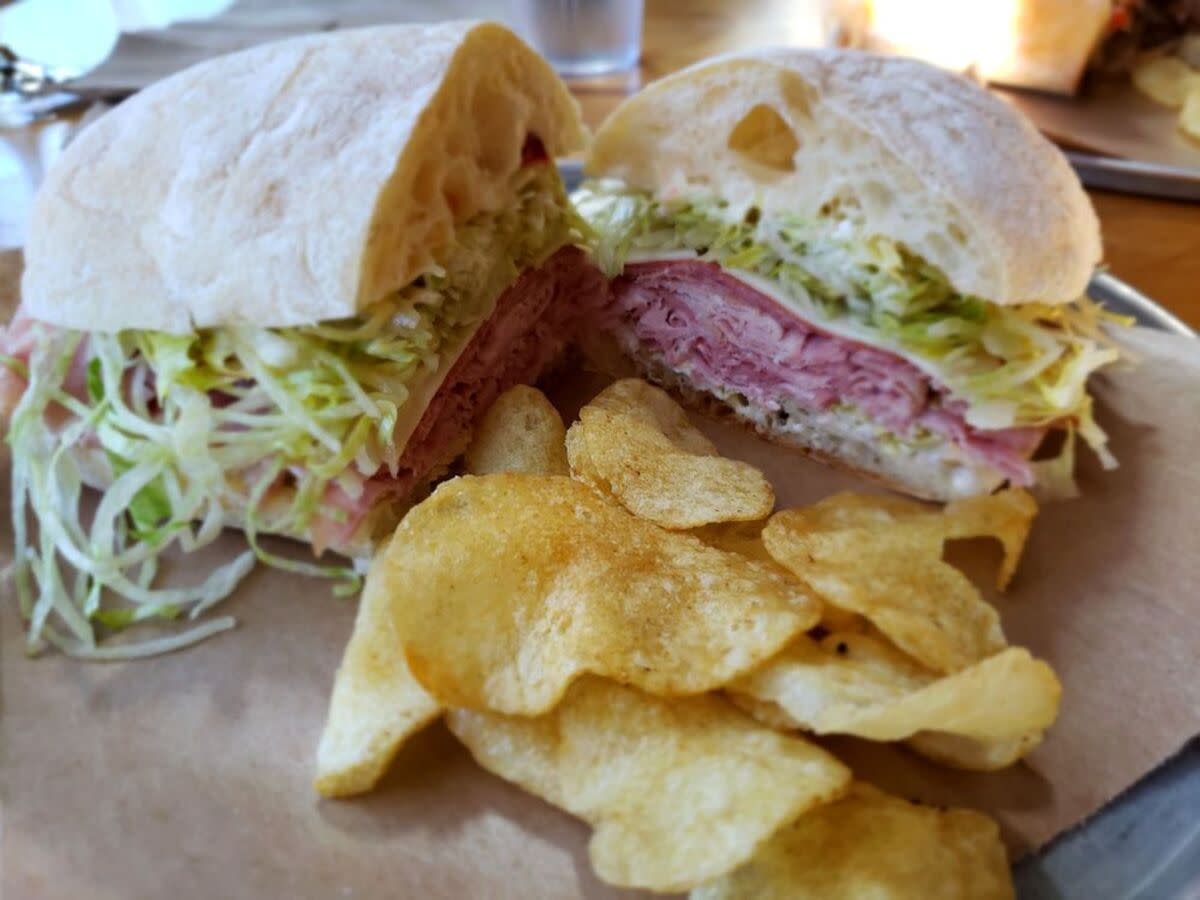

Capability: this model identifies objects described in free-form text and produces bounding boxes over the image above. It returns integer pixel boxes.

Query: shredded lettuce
[573,180,1127,457]
[7,164,575,659]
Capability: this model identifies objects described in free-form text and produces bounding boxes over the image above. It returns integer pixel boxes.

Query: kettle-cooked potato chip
[790,490,1037,590]
[314,554,442,798]
[691,783,1014,900]
[731,632,1060,749]
[1133,55,1199,108]
[763,505,1007,673]
[588,377,717,453]
[384,474,820,715]
[730,631,934,731]
[447,677,851,892]
[693,521,868,633]
[907,730,1044,772]
[567,379,775,529]
[690,520,775,564]
[944,490,1038,590]
[1182,82,1200,142]
[464,385,570,476]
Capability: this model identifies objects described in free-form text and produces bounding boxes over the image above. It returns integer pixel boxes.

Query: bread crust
[585,48,1099,307]
[21,23,586,333]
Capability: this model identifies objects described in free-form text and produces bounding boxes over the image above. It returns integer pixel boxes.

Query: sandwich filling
[574,181,1125,490]
[2,161,597,658]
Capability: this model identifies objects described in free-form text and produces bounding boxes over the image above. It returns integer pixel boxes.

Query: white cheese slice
[388,294,499,458]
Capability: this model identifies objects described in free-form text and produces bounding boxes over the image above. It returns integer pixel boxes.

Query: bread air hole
[727,104,799,173]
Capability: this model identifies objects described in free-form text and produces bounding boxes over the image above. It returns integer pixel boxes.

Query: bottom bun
[590,339,1008,503]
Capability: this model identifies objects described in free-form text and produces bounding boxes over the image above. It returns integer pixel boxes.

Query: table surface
[571,0,1200,329]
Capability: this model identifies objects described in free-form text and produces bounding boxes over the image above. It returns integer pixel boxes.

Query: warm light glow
[859,0,1114,93]
[731,0,831,50]
[869,0,1021,76]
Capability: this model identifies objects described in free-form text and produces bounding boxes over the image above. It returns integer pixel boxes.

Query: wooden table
[573,0,1200,329]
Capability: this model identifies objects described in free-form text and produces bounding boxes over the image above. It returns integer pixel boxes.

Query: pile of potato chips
[1132,45,1200,143]
[315,379,1059,898]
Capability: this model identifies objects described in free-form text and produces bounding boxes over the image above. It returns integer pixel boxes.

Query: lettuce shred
[573,180,1127,457]
[6,164,575,659]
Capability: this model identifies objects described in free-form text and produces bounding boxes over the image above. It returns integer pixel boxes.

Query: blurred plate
[999,75,1200,171]
[997,74,1200,202]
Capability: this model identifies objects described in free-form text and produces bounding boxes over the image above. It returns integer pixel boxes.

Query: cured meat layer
[315,244,604,548]
[593,259,1043,484]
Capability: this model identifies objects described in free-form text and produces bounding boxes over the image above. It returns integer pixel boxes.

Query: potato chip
[908,730,1044,773]
[763,508,1006,673]
[383,474,820,715]
[567,379,775,529]
[730,631,934,729]
[1181,82,1200,142]
[691,783,1014,900]
[1133,55,1199,108]
[731,632,1060,747]
[463,385,569,476]
[795,490,1037,590]
[789,491,931,525]
[447,677,851,892]
[694,521,868,633]
[314,554,441,798]
[690,520,775,564]
[588,377,717,453]
[944,490,1038,590]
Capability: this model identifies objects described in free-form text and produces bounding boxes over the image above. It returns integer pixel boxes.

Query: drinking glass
[511,0,644,77]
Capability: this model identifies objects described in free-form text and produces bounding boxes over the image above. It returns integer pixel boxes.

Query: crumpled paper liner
[3,324,1198,899]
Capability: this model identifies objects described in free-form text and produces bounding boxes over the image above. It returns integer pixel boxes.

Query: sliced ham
[309,245,604,550]
[592,259,1043,485]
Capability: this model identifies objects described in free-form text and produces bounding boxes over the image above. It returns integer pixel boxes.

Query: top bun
[586,49,1100,306]
[22,22,585,333]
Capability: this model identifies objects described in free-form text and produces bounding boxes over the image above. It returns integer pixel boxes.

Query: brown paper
[998,75,1200,171]
[3,324,1200,899]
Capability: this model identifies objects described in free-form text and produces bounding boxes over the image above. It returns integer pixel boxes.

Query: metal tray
[1066,152,1200,205]
[1089,269,1197,338]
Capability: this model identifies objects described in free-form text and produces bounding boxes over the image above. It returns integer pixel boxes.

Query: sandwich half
[1,22,603,656]
[574,48,1123,502]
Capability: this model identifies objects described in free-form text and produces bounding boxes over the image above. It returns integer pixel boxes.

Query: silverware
[0,44,129,127]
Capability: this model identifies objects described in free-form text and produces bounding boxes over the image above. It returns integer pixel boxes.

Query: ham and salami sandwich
[0,23,603,656]
[574,49,1123,502]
